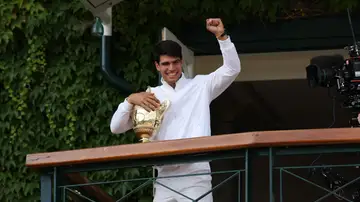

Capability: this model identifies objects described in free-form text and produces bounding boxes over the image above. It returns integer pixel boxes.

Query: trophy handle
[158,100,170,118]
[145,86,170,120]
[152,99,171,136]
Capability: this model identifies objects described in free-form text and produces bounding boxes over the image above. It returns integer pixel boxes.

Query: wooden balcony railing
[26,127,360,202]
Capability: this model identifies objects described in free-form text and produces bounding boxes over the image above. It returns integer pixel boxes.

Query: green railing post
[245,149,253,202]
[279,168,283,202]
[269,147,274,202]
[238,171,241,202]
[53,167,64,202]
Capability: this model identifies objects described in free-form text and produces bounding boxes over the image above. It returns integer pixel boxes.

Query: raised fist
[206,18,225,38]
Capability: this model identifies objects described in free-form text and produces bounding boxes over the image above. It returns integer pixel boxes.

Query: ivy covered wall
[0,0,358,201]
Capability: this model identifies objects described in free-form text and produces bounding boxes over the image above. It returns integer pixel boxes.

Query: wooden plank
[26,128,360,168]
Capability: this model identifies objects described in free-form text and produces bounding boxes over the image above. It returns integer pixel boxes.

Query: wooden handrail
[25,128,360,168]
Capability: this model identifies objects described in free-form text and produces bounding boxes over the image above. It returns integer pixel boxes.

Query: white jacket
[110,37,241,173]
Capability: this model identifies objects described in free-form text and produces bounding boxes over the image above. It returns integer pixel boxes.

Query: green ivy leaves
[0,0,140,201]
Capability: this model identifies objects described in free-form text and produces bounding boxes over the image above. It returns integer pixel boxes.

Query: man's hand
[358,113,360,124]
[206,18,226,39]
[127,92,160,112]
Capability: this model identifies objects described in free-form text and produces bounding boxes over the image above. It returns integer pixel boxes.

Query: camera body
[338,56,360,109]
[306,43,360,110]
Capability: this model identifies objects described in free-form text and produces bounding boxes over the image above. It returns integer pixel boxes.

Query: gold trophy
[131,87,170,143]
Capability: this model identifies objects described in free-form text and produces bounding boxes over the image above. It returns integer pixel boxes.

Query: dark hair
[153,40,182,63]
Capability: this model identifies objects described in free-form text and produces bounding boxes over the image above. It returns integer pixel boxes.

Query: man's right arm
[110,99,133,134]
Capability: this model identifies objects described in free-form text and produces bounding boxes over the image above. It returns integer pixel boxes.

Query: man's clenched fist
[206,18,226,39]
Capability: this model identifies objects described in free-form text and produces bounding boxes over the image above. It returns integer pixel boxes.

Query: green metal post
[279,168,283,202]
[269,147,274,202]
[245,149,252,202]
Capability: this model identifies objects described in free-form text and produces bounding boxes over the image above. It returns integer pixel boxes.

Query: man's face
[155,55,183,86]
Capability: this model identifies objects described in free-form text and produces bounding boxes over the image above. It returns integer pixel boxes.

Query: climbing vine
[0,0,358,201]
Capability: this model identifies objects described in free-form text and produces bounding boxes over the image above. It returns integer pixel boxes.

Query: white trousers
[153,162,213,202]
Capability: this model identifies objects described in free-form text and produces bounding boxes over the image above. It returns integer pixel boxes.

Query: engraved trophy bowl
[131,87,170,143]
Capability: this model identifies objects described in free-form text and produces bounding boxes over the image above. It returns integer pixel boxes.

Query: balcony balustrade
[25,127,360,202]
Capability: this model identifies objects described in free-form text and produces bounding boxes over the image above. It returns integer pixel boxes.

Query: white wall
[194,49,348,81]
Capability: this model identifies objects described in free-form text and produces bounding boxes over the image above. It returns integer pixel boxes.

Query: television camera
[305,8,360,127]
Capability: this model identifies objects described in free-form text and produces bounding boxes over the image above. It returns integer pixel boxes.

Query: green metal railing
[36,145,360,202]
[61,169,245,202]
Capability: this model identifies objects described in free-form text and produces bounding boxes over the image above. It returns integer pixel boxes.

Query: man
[110,18,241,202]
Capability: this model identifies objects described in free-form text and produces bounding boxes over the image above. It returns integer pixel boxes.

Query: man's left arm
[204,18,241,101]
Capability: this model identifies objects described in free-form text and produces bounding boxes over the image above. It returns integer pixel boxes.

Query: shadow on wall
[210,79,352,133]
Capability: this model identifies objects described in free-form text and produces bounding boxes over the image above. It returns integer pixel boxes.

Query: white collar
[160,73,188,91]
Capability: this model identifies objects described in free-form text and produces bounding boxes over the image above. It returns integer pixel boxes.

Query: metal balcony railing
[25,128,360,202]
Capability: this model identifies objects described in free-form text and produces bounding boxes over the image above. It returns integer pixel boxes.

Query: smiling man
[110,18,241,202]
[154,40,183,88]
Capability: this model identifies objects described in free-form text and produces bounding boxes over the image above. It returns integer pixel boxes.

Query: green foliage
[0,0,359,201]
[0,0,147,201]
